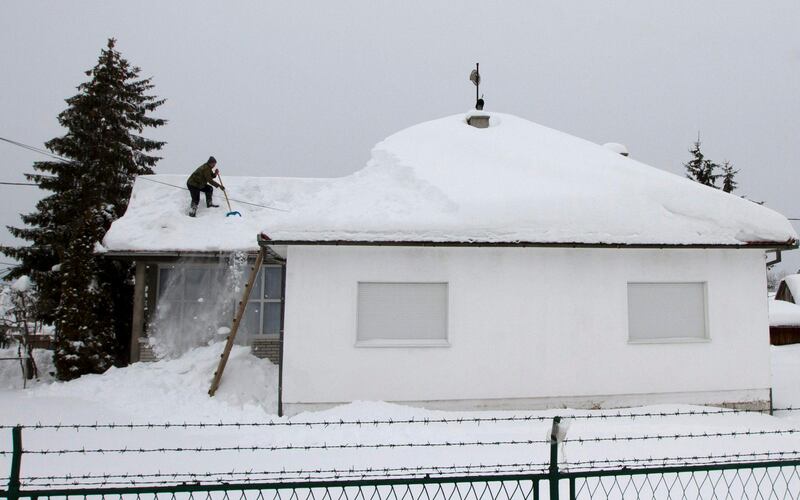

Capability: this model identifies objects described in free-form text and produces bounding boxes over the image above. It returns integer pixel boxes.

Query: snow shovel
[215,171,241,217]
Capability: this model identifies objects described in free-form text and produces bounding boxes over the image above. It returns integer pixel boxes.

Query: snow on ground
[103,112,797,253]
[0,343,798,484]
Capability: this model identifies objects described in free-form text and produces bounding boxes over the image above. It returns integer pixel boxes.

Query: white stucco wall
[281,246,771,413]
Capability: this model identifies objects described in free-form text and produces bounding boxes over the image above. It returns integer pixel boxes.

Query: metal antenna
[469,63,481,108]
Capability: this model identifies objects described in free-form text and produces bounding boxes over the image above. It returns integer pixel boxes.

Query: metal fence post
[549,416,561,500]
[7,426,22,500]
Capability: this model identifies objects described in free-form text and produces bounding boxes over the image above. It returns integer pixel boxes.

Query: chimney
[467,99,489,129]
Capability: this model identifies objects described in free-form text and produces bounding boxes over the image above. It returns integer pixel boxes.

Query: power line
[0,182,38,186]
[0,135,289,212]
[137,174,289,213]
[0,136,73,164]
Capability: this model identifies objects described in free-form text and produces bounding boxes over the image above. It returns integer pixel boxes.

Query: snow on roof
[769,299,800,327]
[103,112,797,253]
[781,275,800,302]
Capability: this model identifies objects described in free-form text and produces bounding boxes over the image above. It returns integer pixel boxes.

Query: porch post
[129,261,146,364]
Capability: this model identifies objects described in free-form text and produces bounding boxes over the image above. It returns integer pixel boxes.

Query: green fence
[2,410,800,499]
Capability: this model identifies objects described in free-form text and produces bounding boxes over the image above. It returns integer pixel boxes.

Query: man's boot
[207,199,220,208]
[189,202,198,217]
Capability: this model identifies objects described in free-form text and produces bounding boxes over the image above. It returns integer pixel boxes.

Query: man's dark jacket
[187,162,220,189]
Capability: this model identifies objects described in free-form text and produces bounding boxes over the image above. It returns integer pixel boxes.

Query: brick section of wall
[137,339,158,363]
[136,338,282,366]
[251,338,281,365]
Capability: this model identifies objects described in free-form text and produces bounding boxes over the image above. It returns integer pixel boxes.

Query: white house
[104,111,797,416]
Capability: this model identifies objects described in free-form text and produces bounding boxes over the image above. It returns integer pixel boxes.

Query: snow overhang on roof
[103,112,798,254]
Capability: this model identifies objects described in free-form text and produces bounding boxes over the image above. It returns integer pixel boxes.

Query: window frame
[246,265,285,340]
[354,281,450,348]
[626,281,710,344]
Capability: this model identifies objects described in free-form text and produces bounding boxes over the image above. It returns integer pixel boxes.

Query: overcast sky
[1,1,798,272]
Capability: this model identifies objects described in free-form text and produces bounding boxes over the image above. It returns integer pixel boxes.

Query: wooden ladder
[208,247,266,396]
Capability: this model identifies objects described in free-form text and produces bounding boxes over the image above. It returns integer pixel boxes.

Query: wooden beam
[129,261,146,364]
[208,247,266,396]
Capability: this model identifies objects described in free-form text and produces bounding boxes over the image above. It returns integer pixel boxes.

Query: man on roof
[186,156,225,217]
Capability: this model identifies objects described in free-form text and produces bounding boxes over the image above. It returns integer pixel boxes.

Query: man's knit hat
[208,156,217,164]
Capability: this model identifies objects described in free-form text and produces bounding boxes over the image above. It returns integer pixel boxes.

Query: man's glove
[220,185,226,191]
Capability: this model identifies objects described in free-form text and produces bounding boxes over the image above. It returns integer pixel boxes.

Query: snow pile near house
[769,299,800,326]
[30,343,278,419]
[0,347,798,481]
[103,112,796,252]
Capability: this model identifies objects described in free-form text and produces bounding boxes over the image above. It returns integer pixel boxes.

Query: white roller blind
[627,282,707,341]
[357,282,448,343]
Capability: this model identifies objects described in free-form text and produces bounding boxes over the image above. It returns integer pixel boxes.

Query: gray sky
[1,1,799,271]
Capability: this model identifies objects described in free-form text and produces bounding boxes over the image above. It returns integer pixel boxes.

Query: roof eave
[101,249,260,261]
[257,234,798,251]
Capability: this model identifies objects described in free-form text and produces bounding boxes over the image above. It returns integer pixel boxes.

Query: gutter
[257,233,798,251]
[102,249,261,261]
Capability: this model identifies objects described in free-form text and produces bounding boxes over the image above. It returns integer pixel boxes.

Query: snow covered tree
[720,160,738,193]
[683,139,743,196]
[684,139,719,188]
[3,38,166,379]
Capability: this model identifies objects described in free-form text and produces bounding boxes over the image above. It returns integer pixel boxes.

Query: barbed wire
[20,462,551,486]
[9,438,552,456]
[561,450,800,471]
[3,406,796,431]
[24,471,539,488]
[7,428,800,457]
[565,428,800,445]
[16,451,800,488]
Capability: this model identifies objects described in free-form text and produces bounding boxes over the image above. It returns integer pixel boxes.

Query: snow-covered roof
[769,299,800,327]
[103,112,797,254]
[780,275,800,302]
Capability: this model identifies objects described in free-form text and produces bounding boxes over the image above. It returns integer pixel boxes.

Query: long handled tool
[215,171,241,217]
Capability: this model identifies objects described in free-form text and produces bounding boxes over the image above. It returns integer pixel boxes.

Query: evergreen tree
[3,38,166,379]
[720,160,738,193]
[683,138,742,196]
[684,139,719,188]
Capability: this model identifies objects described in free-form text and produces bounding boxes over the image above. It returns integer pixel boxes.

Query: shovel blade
[226,211,242,217]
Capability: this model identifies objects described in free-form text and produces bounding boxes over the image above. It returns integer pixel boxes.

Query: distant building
[770,275,800,345]
[105,111,797,415]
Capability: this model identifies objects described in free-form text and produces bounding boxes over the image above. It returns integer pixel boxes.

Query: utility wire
[1,135,290,212]
[0,182,38,186]
[137,177,289,213]
[0,136,69,163]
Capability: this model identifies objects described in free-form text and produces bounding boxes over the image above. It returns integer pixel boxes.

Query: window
[627,282,708,342]
[357,282,448,347]
[156,263,284,343]
[241,265,284,337]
